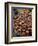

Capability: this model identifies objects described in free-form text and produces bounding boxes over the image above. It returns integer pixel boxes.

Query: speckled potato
[13,9,32,36]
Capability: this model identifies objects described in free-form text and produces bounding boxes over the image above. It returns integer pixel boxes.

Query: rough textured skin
[12,9,32,36]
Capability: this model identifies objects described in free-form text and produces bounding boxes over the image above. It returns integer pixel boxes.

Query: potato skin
[13,9,32,36]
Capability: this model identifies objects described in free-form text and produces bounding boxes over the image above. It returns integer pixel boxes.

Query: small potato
[26,30,29,34]
[21,31,25,36]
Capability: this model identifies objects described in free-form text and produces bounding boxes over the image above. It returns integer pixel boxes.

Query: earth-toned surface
[12,8,32,37]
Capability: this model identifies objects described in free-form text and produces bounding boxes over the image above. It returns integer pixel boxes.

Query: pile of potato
[13,9,32,36]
